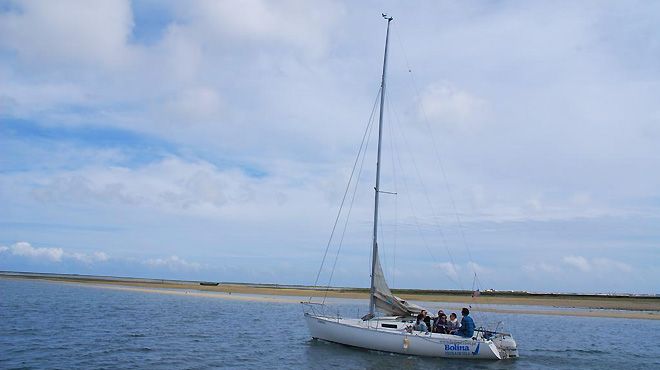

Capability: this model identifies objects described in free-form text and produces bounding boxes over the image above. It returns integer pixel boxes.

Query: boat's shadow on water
[303,338,521,370]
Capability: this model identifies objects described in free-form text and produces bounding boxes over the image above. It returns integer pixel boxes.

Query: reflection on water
[1,279,658,369]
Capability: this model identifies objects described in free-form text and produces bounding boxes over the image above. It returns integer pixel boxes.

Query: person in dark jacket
[421,309,432,331]
[433,312,449,334]
[452,307,475,338]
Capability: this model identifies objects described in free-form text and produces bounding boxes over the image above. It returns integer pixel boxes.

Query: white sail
[373,253,425,316]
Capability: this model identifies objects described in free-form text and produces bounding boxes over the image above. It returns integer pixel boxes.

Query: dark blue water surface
[1,279,659,369]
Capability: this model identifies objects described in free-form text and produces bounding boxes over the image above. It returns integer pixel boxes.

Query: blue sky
[0,0,658,293]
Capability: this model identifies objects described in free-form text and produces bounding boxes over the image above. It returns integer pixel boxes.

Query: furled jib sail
[372,252,426,316]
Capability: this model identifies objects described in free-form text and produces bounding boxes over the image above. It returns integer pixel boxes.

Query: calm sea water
[1,279,659,369]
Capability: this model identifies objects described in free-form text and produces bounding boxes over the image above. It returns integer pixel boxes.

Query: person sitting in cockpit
[447,312,460,332]
[451,307,475,338]
[413,313,428,332]
[433,312,449,333]
[421,309,432,330]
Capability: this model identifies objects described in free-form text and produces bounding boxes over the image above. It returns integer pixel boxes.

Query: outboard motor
[492,334,519,358]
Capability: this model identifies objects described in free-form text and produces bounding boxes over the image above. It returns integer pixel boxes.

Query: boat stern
[491,333,519,359]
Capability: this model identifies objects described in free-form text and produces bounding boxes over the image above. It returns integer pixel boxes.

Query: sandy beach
[3,273,658,320]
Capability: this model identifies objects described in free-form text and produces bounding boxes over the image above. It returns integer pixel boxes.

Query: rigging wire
[310,88,381,303]
[376,111,398,286]
[393,24,480,286]
[386,92,463,288]
[387,104,399,287]
[322,95,378,305]
[394,23,485,319]
[395,26,477,272]
[378,200,386,279]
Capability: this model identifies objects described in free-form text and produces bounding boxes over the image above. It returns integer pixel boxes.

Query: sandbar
[2,273,658,320]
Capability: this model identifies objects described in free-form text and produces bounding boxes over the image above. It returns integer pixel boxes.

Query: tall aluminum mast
[369,14,393,316]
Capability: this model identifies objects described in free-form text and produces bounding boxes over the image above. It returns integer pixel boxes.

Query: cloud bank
[0,1,658,293]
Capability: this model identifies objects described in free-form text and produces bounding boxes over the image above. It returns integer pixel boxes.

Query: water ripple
[1,279,659,369]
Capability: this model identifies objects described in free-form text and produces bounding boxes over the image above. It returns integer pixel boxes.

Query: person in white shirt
[447,312,460,331]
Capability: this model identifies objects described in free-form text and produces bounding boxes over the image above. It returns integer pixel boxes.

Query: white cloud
[176,0,343,57]
[162,86,223,125]
[552,255,633,274]
[522,262,560,274]
[0,241,109,265]
[24,156,340,223]
[7,241,64,262]
[466,261,490,275]
[0,81,89,118]
[419,83,487,130]
[29,157,260,215]
[562,255,591,272]
[0,0,135,67]
[518,255,645,293]
[592,258,632,273]
[435,262,459,281]
[70,251,109,264]
[144,255,202,271]
[433,262,488,282]
[0,2,658,293]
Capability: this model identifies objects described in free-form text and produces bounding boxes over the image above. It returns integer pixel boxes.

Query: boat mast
[369,14,393,316]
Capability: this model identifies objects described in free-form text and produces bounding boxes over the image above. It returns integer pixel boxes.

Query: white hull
[304,313,518,360]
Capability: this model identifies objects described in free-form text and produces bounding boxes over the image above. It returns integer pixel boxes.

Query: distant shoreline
[2,271,659,320]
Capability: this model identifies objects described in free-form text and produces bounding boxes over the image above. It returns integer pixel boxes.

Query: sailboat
[302,15,519,360]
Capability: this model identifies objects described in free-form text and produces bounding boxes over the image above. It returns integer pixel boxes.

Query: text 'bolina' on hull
[304,313,518,360]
